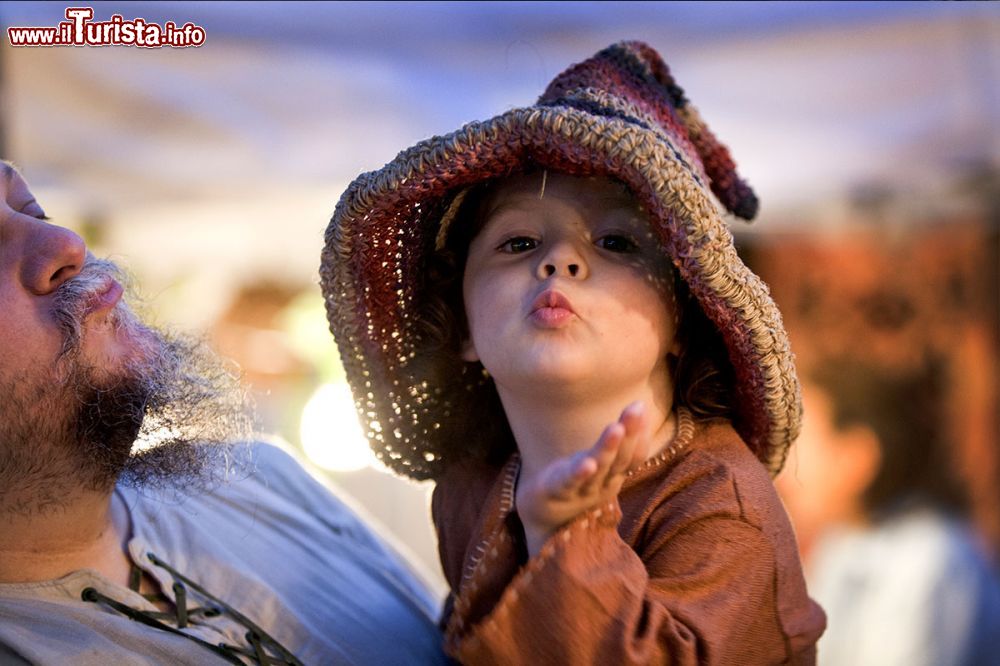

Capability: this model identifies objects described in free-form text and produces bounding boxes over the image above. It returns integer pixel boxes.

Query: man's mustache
[51,256,134,360]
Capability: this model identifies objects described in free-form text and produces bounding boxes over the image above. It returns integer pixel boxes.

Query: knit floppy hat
[321,40,800,479]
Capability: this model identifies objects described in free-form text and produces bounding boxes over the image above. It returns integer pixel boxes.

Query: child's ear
[460,337,480,363]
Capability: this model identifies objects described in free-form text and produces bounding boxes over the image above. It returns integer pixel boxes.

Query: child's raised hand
[516,401,652,556]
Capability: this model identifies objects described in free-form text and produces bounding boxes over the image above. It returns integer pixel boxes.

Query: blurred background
[2,2,998,661]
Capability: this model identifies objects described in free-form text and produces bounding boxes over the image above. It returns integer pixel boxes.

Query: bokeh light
[299,382,376,472]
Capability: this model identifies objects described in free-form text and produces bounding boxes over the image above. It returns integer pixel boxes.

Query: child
[321,41,826,664]
[779,358,1000,666]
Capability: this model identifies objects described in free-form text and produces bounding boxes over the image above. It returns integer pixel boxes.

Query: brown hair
[808,355,968,521]
[410,174,736,468]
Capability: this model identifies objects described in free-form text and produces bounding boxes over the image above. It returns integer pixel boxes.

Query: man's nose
[20,222,87,295]
[536,239,589,280]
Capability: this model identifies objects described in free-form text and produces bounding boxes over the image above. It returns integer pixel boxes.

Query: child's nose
[20,221,87,295]
[536,240,589,280]
[541,262,580,278]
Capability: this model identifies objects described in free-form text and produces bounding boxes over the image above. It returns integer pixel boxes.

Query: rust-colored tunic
[432,417,826,665]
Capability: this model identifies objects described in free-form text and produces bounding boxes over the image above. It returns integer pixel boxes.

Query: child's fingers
[541,450,598,498]
[607,402,646,479]
[577,423,624,495]
[602,438,639,493]
[619,401,646,437]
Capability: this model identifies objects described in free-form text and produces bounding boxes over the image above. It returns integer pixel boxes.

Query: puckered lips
[529,289,577,328]
[82,278,124,318]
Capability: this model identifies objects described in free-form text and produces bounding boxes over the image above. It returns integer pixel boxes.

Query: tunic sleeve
[443,498,800,665]
[432,458,503,594]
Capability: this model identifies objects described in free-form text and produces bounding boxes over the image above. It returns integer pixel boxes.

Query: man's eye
[596,234,638,253]
[497,236,538,253]
[16,200,47,220]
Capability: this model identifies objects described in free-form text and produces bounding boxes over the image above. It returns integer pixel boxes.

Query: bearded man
[0,162,445,665]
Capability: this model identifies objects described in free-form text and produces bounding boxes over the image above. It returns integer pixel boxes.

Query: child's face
[461,171,680,399]
[775,384,881,556]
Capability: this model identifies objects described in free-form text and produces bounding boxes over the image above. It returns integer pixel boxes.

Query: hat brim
[321,105,800,479]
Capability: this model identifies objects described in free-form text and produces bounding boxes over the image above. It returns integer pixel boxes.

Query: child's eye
[596,234,638,253]
[497,236,539,253]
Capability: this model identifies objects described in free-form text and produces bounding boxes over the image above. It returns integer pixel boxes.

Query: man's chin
[75,316,160,382]
[69,324,255,494]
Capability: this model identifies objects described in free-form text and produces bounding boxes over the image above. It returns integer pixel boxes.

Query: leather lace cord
[82,551,303,666]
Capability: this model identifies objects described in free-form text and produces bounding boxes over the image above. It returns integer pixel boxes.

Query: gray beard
[0,259,254,516]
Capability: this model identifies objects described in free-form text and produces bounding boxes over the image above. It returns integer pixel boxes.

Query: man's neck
[0,487,133,586]
[496,378,677,484]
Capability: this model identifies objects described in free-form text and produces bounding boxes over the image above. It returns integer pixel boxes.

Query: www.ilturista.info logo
[6,7,206,48]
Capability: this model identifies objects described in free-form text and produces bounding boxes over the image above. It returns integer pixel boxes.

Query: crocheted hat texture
[321,40,800,479]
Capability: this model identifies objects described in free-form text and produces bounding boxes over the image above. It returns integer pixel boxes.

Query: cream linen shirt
[0,443,446,665]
